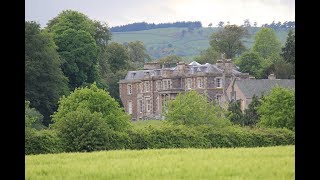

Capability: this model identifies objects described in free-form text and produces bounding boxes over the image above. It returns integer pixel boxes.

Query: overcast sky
[25,0,295,28]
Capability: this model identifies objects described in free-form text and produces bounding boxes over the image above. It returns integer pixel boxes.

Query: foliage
[227,100,244,125]
[25,100,45,129]
[25,21,69,126]
[25,129,63,155]
[258,87,295,130]
[156,55,182,67]
[47,10,100,90]
[253,28,282,59]
[209,25,249,59]
[164,91,231,127]
[52,83,131,132]
[105,42,130,73]
[273,58,295,79]
[110,21,202,32]
[281,29,295,65]
[53,108,111,152]
[236,51,263,78]
[194,47,220,64]
[125,41,151,69]
[243,95,261,126]
[93,20,112,49]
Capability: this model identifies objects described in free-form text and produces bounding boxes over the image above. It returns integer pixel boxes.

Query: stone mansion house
[119,57,250,120]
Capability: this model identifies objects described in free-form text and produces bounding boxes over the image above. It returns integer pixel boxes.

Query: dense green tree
[105,42,130,73]
[273,58,295,79]
[52,83,131,132]
[257,87,295,130]
[47,10,100,90]
[281,29,295,65]
[55,29,99,89]
[25,21,69,126]
[253,28,282,59]
[236,51,263,78]
[164,91,231,127]
[125,41,151,69]
[209,25,248,59]
[227,100,244,125]
[243,95,261,126]
[194,47,220,64]
[93,20,112,49]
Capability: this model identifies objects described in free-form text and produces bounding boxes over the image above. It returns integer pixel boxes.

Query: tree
[105,42,130,73]
[194,47,220,64]
[125,41,151,69]
[273,58,295,79]
[93,20,112,49]
[209,25,248,59]
[243,19,251,27]
[25,21,69,126]
[227,100,244,125]
[25,100,44,129]
[218,21,225,27]
[281,29,295,65]
[51,83,131,132]
[243,95,261,126]
[47,10,100,90]
[164,91,231,127]
[236,51,263,78]
[252,28,282,59]
[257,87,295,130]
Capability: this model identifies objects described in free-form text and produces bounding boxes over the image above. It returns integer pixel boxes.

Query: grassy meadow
[111,27,290,60]
[26,145,294,179]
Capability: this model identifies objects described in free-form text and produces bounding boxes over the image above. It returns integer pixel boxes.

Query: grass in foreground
[26,145,294,180]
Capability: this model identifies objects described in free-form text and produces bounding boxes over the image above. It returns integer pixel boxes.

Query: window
[145,98,152,112]
[156,81,162,91]
[187,78,192,89]
[216,78,222,88]
[163,80,168,90]
[139,83,143,93]
[168,80,172,89]
[138,99,143,113]
[128,101,132,114]
[127,84,132,95]
[145,81,150,92]
[197,77,203,88]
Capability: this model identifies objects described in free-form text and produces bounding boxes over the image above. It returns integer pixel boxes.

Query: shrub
[25,129,63,155]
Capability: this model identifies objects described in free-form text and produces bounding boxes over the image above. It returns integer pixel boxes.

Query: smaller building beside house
[224,74,295,111]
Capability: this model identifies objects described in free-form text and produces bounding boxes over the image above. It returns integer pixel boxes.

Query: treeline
[261,21,295,30]
[110,21,202,32]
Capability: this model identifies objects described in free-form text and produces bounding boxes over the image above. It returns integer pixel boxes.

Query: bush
[53,108,110,152]
[25,129,63,155]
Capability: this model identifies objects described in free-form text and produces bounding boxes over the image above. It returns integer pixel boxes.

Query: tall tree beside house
[252,28,282,59]
[236,51,263,78]
[209,25,249,59]
[25,21,69,126]
[281,29,295,66]
[243,95,261,126]
[125,41,151,69]
[257,87,295,131]
[46,10,101,90]
[227,100,244,126]
[194,47,220,64]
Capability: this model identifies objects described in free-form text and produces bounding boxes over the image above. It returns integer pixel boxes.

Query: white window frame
[145,81,150,92]
[187,78,192,89]
[128,101,132,114]
[145,97,152,112]
[127,84,132,95]
[138,99,143,113]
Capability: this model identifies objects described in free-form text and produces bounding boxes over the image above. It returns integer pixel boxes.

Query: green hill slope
[111,27,290,61]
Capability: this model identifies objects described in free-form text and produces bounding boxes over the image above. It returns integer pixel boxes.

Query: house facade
[119,57,249,120]
[224,74,295,111]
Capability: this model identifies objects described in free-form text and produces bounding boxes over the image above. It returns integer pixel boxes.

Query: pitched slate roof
[235,79,295,98]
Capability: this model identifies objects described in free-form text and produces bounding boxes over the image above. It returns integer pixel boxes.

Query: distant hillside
[110,21,202,32]
[111,27,292,61]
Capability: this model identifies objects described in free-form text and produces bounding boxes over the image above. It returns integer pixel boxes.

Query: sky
[25,0,295,28]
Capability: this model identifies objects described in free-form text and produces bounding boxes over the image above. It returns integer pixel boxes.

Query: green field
[111,27,290,60]
[26,145,294,179]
